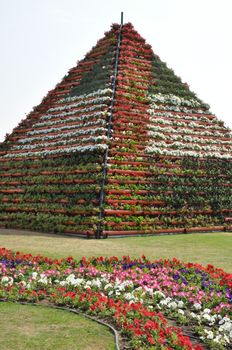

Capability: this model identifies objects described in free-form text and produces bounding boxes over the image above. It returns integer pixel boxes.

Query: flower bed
[0,247,232,349]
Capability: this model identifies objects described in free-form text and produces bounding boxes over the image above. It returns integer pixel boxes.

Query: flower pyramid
[0,22,231,237]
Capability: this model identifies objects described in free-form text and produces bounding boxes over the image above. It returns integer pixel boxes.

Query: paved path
[0,228,58,237]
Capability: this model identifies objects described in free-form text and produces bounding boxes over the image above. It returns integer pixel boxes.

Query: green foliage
[70,50,115,96]
[149,54,208,105]
[0,154,103,235]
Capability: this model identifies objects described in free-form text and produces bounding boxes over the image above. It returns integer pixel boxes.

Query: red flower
[147,336,155,345]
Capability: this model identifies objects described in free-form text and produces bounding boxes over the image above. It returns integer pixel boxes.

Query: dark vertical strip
[96,21,123,238]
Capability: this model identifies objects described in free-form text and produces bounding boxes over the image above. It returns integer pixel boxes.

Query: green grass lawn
[0,302,115,350]
[0,229,232,272]
[1,229,231,350]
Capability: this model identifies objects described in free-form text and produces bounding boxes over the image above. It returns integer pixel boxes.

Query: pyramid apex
[121,11,124,25]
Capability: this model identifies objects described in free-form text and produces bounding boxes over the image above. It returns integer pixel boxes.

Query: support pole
[96,15,123,238]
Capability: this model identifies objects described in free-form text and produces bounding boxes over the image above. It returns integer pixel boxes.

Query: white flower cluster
[58,274,141,301]
[123,289,142,303]
[151,111,230,132]
[58,88,112,104]
[190,308,232,345]
[159,296,185,312]
[110,282,144,303]
[34,111,109,129]
[4,144,108,158]
[147,123,230,138]
[148,93,212,115]
[40,104,107,122]
[49,96,111,113]
[5,88,112,158]
[148,93,203,108]
[28,121,106,137]
[38,273,51,285]
[60,273,146,303]
[147,130,232,146]
[147,140,232,153]
[155,297,232,345]
[148,116,228,132]
[146,145,232,159]
[59,274,106,289]
[193,302,202,310]
[149,103,210,115]
[146,100,232,158]
[13,128,107,150]
[1,276,14,286]
[12,135,108,151]
[17,120,107,145]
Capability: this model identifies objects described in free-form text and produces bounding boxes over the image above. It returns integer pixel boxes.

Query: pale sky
[0,0,231,142]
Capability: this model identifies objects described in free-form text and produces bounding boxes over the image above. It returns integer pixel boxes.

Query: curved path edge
[0,299,122,350]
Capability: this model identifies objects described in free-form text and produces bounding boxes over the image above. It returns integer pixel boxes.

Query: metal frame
[96,13,124,238]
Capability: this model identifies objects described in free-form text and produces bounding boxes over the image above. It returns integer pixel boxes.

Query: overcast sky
[0,0,231,142]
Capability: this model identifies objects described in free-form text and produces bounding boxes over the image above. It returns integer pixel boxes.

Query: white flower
[124,293,134,301]
[143,286,153,295]
[206,330,214,340]
[84,285,91,289]
[168,301,178,309]
[203,314,212,322]
[1,276,14,286]
[224,335,230,343]
[19,281,26,287]
[219,316,231,325]
[214,335,222,343]
[104,283,113,290]
[193,302,202,310]
[219,321,232,332]
[160,297,172,306]
[178,309,185,315]
[65,274,84,286]
[178,301,184,308]
[26,282,31,289]
[38,274,48,285]
[209,314,217,325]
[31,272,38,280]
[203,308,211,314]
[91,279,102,288]
[154,291,165,298]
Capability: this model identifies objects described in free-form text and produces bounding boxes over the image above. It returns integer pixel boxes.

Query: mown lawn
[0,229,232,272]
[0,302,115,350]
